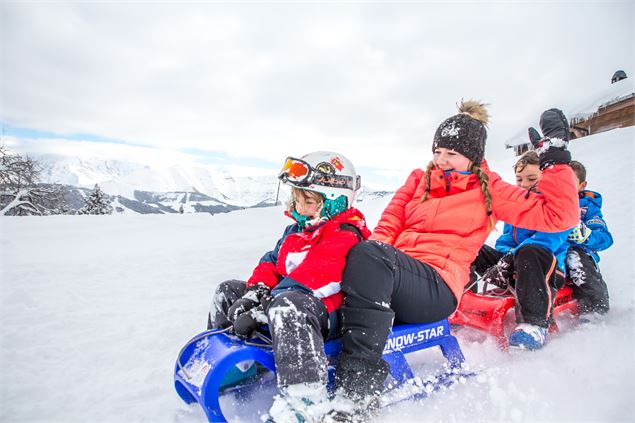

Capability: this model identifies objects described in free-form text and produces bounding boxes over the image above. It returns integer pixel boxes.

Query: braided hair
[420,161,493,225]
[420,161,436,203]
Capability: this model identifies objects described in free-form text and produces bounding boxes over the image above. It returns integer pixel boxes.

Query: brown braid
[420,161,435,203]
[471,164,495,228]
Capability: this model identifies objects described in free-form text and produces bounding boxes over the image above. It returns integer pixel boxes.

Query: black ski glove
[530,108,572,170]
[233,305,265,339]
[481,253,514,291]
[227,284,271,324]
[232,291,274,339]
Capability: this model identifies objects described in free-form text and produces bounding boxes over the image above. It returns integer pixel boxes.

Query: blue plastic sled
[174,319,465,422]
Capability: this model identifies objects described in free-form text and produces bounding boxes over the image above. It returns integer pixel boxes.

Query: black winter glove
[233,305,266,339]
[232,291,273,339]
[480,253,514,291]
[227,284,271,324]
[530,108,572,170]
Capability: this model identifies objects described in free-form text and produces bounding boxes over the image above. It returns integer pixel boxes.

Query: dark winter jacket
[495,224,571,271]
[568,190,613,262]
[370,160,579,302]
[247,207,371,313]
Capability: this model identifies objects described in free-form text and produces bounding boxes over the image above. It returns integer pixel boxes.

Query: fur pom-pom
[458,99,489,127]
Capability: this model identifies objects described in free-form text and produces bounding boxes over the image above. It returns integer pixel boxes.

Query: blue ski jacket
[495,224,571,271]
[568,190,613,262]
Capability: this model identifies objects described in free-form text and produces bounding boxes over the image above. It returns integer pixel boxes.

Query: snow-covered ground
[1,127,633,423]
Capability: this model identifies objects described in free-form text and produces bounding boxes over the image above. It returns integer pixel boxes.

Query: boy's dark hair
[569,160,587,183]
[513,151,540,173]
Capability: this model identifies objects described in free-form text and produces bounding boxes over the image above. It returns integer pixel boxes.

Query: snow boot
[324,354,386,422]
[322,389,380,423]
[508,323,547,350]
[266,382,330,423]
[219,360,257,390]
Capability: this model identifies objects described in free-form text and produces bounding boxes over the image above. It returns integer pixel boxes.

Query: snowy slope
[0,127,633,423]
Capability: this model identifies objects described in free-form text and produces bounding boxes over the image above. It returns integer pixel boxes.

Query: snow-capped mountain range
[30,153,390,214]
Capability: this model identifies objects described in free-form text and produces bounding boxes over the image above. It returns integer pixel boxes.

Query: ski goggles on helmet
[278,156,360,191]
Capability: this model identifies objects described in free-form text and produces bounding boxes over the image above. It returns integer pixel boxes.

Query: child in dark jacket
[207,151,370,423]
[471,150,571,349]
[565,160,613,314]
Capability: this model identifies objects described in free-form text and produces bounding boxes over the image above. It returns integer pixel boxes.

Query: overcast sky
[1,1,633,188]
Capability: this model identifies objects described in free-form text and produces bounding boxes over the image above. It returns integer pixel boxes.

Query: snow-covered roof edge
[505,78,634,148]
[569,78,634,122]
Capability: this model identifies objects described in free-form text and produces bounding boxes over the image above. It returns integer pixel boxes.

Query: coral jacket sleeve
[488,164,579,232]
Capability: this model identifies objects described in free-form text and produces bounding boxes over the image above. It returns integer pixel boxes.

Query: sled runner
[174,319,467,422]
[449,285,579,348]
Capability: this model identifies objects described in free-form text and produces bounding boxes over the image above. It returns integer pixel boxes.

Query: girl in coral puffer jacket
[330,101,580,420]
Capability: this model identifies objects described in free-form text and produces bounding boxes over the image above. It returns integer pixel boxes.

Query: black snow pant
[513,245,565,328]
[335,240,457,399]
[209,279,336,386]
[566,246,610,314]
[470,244,565,328]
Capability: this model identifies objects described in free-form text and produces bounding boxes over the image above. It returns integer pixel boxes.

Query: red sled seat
[449,284,578,348]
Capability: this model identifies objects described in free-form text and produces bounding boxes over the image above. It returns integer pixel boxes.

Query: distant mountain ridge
[31,153,390,215]
[32,153,281,207]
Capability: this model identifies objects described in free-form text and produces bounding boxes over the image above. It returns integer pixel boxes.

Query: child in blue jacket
[471,150,571,349]
[565,161,613,314]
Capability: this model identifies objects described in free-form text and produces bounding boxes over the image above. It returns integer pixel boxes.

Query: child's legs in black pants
[210,281,332,387]
[566,246,610,314]
[513,244,564,328]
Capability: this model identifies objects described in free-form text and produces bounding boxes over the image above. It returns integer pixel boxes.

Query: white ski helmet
[278,151,361,207]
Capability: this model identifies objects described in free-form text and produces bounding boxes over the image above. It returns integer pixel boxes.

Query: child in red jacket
[207,151,370,423]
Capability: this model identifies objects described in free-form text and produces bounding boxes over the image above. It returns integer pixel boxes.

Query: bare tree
[0,145,40,189]
[0,146,68,216]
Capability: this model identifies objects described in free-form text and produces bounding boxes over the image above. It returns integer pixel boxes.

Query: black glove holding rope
[227,284,272,339]
[480,253,514,292]
[528,108,572,170]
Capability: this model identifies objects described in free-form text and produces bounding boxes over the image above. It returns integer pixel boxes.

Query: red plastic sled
[449,285,579,348]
